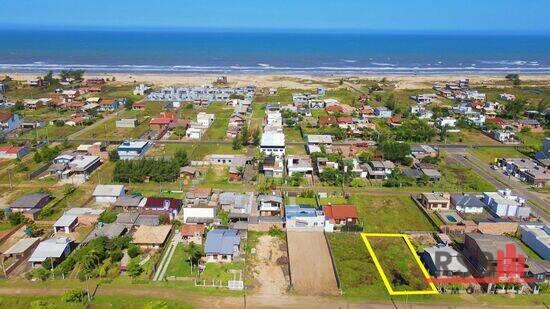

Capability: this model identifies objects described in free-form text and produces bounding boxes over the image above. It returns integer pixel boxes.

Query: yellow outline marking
[361,233,439,296]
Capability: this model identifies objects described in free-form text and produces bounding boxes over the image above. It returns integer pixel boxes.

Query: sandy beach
[3,72,550,89]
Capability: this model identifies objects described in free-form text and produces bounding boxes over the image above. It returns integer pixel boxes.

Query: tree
[172,126,186,138]
[357,151,371,164]
[99,210,117,224]
[8,212,25,226]
[124,98,134,110]
[185,242,203,267]
[240,125,250,146]
[108,149,120,162]
[127,259,143,280]
[232,134,242,150]
[288,173,304,187]
[505,74,521,86]
[319,168,344,186]
[127,244,141,258]
[252,129,261,146]
[503,98,527,120]
[31,268,50,281]
[379,141,411,164]
[62,289,86,304]
[173,149,189,167]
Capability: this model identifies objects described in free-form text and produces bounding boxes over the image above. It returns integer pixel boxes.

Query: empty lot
[287,231,339,296]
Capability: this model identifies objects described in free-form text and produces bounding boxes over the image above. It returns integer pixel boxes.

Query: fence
[28,163,50,180]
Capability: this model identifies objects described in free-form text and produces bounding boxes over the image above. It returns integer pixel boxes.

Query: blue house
[285,205,325,230]
[117,141,151,160]
[0,112,23,133]
[204,229,241,263]
[374,107,392,118]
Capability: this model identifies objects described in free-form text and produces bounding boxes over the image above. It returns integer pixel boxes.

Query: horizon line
[1,24,550,36]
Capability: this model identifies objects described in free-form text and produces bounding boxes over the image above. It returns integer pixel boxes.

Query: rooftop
[132,225,172,245]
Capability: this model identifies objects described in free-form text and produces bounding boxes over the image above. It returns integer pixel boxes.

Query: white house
[53,214,78,234]
[437,117,457,128]
[285,205,325,230]
[117,141,151,160]
[196,112,215,127]
[519,224,550,260]
[286,155,313,177]
[92,185,125,204]
[260,132,285,158]
[482,189,530,219]
[183,205,216,224]
[186,127,202,139]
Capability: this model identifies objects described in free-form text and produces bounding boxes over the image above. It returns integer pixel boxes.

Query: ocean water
[0,29,549,75]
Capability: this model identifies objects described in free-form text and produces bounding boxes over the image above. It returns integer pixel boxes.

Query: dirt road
[286,231,339,296]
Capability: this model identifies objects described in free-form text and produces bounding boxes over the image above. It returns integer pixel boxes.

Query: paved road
[444,148,549,223]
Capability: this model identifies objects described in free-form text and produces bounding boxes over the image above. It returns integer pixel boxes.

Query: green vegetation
[349,194,435,232]
[468,147,528,164]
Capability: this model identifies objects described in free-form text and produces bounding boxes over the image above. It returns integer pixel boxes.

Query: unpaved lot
[287,231,338,296]
[252,235,288,295]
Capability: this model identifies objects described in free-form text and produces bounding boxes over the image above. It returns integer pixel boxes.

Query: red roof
[180,224,205,237]
[319,116,337,126]
[0,146,27,154]
[326,105,344,112]
[144,197,182,211]
[0,112,14,122]
[323,205,359,221]
[337,117,353,124]
[100,99,115,105]
[486,117,506,126]
[150,117,173,125]
[133,102,145,107]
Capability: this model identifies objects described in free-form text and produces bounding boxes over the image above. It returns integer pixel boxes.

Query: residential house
[133,84,151,96]
[185,188,212,206]
[258,194,283,216]
[411,145,438,159]
[323,204,360,232]
[181,224,206,244]
[482,189,530,219]
[196,112,215,127]
[451,194,485,214]
[132,102,146,110]
[374,107,392,118]
[143,197,182,221]
[204,229,241,263]
[2,238,40,261]
[316,157,339,174]
[364,160,395,180]
[132,225,172,250]
[492,130,517,144]
[116,118,138,128]
[0,112,23,133]
[0,146,30,159]
[420,192,451,211]
[421,244,470,278]
[84,223,128,244]
[28,237,74,268]
[114,194,146,211]
[186,127,203,139]
[519,224,550,260]
[285,205,325,230]
[53,214,78,234]
[411,93,437,104]
[260,155,284,178]
[514,119,544,133]
[416,162,442,181]
[260,132,285,158]
[218,192,254,215]
[117,141,151,160]
[92,185,125,204]
[286,155,313,177]
[9,193,52,219]
[306,134,333,153]
[150,112,176,131]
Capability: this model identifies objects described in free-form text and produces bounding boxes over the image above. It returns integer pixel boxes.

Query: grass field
[469,147,528,164]
[283,127,303,142]
[435,163,497,192]
[19,124,83,140]
[349,195,436,233]
[200,261,244,282]
[366,236,432,292]
[165,244,197,277]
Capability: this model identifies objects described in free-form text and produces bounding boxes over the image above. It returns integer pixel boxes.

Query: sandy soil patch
[286,231,339,296]
[252,235,289,295]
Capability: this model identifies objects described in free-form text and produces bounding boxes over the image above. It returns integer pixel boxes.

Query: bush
[127,245,141,258]
[31,267,50,281]
[8,212,25,226]
[99,210,117,224]
[110,250,123,262]
[61,289,86,304]
[268,226,285,239]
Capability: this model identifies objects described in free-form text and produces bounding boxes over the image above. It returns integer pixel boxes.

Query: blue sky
[0,0,548,33]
